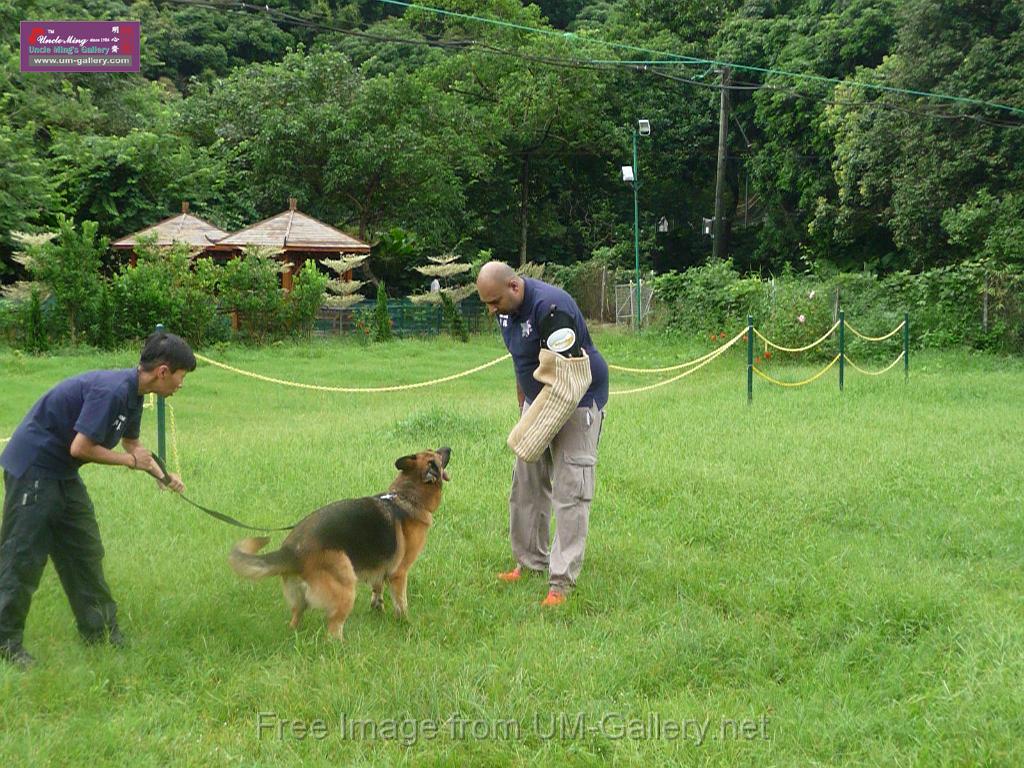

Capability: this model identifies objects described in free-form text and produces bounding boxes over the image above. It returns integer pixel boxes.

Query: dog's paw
[370,593,384,611]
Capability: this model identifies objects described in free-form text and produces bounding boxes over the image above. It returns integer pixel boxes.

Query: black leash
[151,454,294,532]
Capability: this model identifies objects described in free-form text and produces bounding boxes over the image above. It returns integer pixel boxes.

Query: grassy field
[1,330,1022,766]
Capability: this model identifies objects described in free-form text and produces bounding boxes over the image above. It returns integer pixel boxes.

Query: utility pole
[713,66,731,260]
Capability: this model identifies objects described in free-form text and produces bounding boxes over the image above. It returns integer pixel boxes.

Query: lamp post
[622,119,650,329]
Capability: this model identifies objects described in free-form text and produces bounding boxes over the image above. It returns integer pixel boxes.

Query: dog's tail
[229,537,300,580]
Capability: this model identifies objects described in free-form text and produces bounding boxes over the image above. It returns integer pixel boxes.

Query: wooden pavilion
[111,202,228,263]
[208,198,370,290]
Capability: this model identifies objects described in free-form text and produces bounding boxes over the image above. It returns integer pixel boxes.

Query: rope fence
[193,351,512,393]
[0,313,909,457]
[743,311,909,401]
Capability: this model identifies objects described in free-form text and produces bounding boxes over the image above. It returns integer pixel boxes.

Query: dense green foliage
[653,258,1024,354]
[0,225,326,349]
[3,0,1021,280]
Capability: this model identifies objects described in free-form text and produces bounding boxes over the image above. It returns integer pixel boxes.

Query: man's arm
[70,432,134,469]
[68,433,185,492]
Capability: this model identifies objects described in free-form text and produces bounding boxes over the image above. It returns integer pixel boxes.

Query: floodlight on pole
[638,119,651,136]
[621,165,635,182]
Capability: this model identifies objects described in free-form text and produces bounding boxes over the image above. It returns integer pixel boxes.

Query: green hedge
[652,260,1023,357]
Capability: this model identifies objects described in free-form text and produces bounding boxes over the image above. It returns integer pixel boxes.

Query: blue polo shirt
[498,278,608,408]
[0,368,144,479]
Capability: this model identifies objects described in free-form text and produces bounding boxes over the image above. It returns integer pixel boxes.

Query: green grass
[1,331,1022,766]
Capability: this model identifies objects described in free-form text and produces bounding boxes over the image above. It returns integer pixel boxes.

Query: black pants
[0,469,117,647]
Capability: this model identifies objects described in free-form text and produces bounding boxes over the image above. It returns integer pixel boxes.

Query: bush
[440,291,469,342]
[652,261,1024,356]
[652,260,768,336]
[112,238,227,347]
[1,289,57,353]
[281,263,329,338]
[371,282,394,342]
[218,248,284,343]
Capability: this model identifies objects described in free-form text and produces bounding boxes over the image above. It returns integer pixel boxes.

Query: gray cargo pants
[508,402,604,593]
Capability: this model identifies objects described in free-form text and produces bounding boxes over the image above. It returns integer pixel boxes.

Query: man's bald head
[476,261,524,315]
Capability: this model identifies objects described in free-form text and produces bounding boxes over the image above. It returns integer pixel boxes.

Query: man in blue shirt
[0,331,193,668]
[476,261,608,607]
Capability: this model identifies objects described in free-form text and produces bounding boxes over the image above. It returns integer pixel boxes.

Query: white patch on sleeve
[546,327,576,353]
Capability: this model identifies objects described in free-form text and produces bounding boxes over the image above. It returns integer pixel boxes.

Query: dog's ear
[395,454,418,472]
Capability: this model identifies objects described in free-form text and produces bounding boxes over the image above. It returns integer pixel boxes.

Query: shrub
[218,248,284,343]
[371,281,394,342]
[440,291,469,342]
[281,263,329,338]
[111,238,227,347]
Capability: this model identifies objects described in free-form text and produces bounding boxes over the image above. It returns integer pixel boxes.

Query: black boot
[0,641,35,669]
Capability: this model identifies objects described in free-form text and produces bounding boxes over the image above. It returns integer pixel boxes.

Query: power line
[376,0,1024,119]
[160,0,1024,129]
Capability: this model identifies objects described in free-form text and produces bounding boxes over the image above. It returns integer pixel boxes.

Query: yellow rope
[167,401,181,474]
[192,351,511,393]
[609,329,746,396]
[752,355,841,387]
[754,321,840,353]
[843,351,906,376]
[607,330,743,373]
[844,319,906,342]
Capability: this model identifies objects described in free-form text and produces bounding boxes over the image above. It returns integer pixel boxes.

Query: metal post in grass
[746,315,754,404]
[155,323,166,462]
[838,310,845,392]
[903,311,910,381]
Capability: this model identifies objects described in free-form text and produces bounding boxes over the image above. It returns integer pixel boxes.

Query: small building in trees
[111,201,228,264]
[208,198,370,291]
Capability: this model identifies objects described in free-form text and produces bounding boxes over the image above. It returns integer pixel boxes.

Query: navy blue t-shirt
[498,278,608,408]
[0,368,144,479]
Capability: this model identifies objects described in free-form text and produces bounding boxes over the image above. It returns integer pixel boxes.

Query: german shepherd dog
[229,447,451,641]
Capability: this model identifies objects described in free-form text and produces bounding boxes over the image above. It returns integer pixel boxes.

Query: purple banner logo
[20,21,140,73]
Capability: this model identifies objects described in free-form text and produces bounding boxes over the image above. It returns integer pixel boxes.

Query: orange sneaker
[497,566,522,582]
[540,589,566,607]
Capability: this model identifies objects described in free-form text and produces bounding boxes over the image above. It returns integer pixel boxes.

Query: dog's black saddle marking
[310,497,403,571]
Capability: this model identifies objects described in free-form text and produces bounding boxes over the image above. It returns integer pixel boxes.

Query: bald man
[476,262,608,607]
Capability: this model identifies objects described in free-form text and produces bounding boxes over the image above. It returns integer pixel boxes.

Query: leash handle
[150,453,173,486]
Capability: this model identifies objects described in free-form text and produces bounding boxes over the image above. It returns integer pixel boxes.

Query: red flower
[764,351,772,360]
[755,356,762,364]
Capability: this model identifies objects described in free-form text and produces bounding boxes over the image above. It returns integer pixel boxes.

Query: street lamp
[623,119,650,329]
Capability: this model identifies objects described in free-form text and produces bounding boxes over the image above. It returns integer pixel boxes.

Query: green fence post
[155,323,166,462]
[747,315,754,404]
[838,310,845,392]
[903,311,909,381]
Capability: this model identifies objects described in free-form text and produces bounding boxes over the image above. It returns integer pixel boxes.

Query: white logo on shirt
[112,414,126,431]
[498,314,508,328]
[521,320,533,338]
[546,327,576,353]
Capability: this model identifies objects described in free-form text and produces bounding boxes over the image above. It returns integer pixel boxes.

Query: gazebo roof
[111,202,228,249]
[213,198,370,253]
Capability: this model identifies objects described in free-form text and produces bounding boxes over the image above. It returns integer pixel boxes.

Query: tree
[322,255,369,309]
[11,216,108,345]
